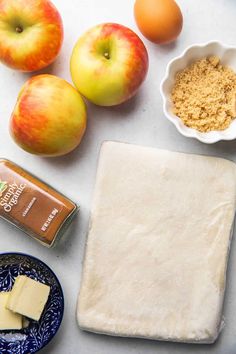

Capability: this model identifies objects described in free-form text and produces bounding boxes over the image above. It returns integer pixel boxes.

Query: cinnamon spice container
[0,159,78,247]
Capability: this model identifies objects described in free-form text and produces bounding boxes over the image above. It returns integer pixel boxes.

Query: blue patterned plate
[0,253,64,354]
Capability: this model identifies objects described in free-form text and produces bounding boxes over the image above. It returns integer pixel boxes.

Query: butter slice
[7,276,50,321]
[0,292,22,330]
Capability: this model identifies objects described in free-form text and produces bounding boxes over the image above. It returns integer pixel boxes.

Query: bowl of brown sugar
[161,41,236,143]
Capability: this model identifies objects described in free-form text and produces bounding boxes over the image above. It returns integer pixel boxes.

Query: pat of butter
[7,276,50,321]
[0,292,22,330]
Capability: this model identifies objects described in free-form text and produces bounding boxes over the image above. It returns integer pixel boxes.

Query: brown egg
[134,0,183,44]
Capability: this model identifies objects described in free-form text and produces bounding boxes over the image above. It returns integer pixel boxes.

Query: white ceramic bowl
[160,41,236,144]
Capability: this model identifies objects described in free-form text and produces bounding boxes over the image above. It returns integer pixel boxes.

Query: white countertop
[1,0,236,353]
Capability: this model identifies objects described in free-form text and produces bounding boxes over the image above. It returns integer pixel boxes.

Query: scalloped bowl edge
[160,41,236,144]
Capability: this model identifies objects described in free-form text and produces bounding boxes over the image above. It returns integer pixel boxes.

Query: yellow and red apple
[10,75,87,157]
[0,0,63,72]
[70,23,149,106]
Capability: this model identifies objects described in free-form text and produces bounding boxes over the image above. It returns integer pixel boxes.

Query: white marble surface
[0,0,236,353]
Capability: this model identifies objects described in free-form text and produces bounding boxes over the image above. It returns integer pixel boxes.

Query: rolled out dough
[78,141,236,343]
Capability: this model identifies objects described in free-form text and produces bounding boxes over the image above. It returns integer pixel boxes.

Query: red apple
[70,23,149,106]
[0,0,63,72]
[10,75,87,157]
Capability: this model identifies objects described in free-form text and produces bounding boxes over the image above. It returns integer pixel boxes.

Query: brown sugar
[171,56,236,132]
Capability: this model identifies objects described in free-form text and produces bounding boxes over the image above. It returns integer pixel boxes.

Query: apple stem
[104,52,110,60]
[16,26,23,34]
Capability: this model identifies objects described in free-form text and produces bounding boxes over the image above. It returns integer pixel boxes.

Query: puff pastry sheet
[78,141,236,343]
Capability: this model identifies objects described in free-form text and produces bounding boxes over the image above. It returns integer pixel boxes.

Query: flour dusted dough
[78,141,236,343]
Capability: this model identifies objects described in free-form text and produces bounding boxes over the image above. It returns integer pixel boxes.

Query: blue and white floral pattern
[0,253,64,354]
